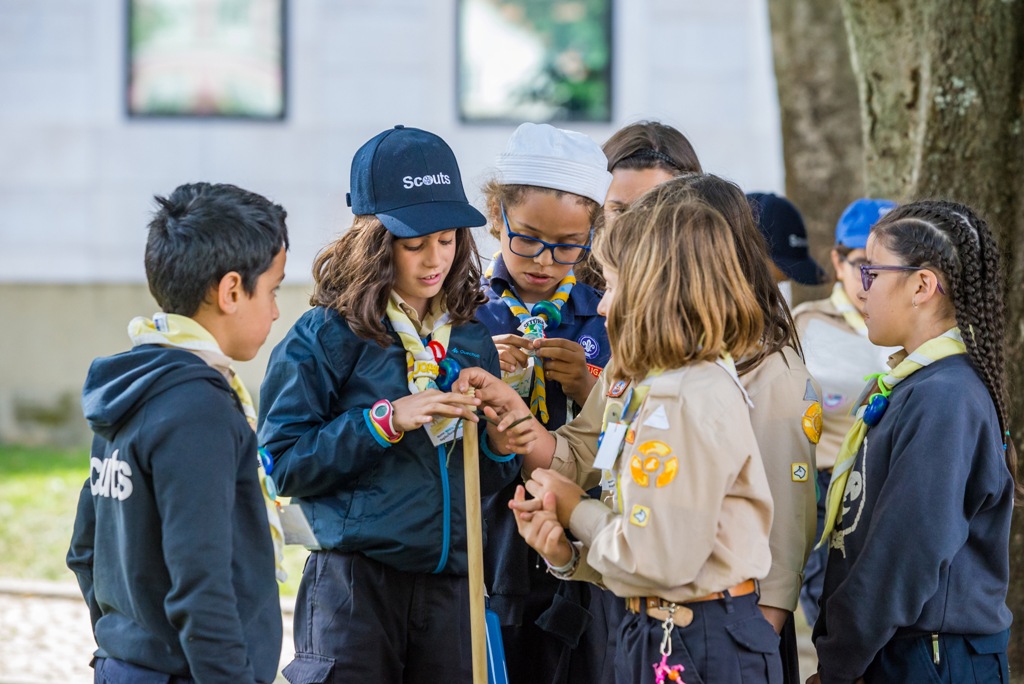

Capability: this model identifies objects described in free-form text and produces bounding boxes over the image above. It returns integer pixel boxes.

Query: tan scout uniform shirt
[793,298,894,470]
[552,362,774,602]
[740,347,819,612]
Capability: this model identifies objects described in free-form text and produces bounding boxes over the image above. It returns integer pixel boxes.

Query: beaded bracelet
[370,399,403,443]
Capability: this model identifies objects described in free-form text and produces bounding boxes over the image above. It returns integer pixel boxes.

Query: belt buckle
[646,598,693,627]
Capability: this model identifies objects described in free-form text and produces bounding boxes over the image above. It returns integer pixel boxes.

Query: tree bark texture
[767,0,864,305]
[841,0,1024,677]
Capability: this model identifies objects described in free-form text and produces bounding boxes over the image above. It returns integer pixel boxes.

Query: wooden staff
[462,417,487,684]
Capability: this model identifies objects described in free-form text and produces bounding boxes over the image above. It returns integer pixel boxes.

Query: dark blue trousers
[282,551,472,684]
[615,592,782,684]
[93,657,196,684]
[863,630,1009,683]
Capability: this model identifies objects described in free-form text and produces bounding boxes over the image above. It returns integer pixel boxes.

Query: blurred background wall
[0,0,785,444]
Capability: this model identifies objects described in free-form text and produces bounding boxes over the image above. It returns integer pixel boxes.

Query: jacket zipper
[432,443,451,574]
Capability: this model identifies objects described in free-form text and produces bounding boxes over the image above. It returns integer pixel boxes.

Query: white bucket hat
[495,123,613,205]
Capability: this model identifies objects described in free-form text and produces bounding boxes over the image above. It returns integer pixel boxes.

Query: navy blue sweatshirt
[812,355,1013,683]
[67,345,282,683]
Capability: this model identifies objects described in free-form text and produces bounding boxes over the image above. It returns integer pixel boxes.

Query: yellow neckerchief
[818,327,966,546]
[830,282,868,336]
[385,293,452,393]
[499,273,575,424]
[127,313,287,582]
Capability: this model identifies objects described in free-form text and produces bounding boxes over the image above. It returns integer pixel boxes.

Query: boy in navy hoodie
[67,182,289,683]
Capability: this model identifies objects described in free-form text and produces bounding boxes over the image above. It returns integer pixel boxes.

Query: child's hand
[492,334,534,373]
[511,485,574,568]
[532,338,597,405]
[455,367,527,416]
[391,390,481,433]
[524,468,587,527]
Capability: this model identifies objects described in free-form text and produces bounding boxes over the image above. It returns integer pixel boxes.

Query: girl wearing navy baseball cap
[258,125,524,682]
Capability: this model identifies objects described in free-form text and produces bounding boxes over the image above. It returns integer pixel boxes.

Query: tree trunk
[841,0,1024,677]
[767,0,864,305]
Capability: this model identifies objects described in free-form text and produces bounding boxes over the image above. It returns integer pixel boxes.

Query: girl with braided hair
[809,199,1017,684]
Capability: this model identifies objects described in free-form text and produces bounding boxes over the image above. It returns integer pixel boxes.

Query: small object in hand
[437,357,462,392]
[476,412,532,429]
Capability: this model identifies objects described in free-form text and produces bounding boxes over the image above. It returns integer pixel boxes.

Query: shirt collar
[389,291,444,337]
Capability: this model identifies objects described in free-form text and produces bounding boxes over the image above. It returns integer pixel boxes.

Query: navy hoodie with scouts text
[67,345,282,683]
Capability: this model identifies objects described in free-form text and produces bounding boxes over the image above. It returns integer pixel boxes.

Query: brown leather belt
[625,579,758,622]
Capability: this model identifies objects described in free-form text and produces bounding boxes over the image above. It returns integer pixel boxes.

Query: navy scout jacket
[258,307,522,576]
[67,346,282,683]
[812,355,1013,684]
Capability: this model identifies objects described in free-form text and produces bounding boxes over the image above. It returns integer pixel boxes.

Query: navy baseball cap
[835,198,897,250]
[747,192,826,285]
[347,125,486,238]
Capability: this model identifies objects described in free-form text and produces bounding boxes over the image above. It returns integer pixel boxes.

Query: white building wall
[0,0,783,284]
[0,0,784,443]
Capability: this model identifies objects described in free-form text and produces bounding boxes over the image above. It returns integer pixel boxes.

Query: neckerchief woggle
[818,327,966,547]
[830,282,868,336]
[384,296,462,445]
[128,313,287,582]
[498,271,575,425]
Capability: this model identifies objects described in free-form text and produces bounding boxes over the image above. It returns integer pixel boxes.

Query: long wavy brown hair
[311,216,486,346]
[673,173,803,374]
[594,179,764,383]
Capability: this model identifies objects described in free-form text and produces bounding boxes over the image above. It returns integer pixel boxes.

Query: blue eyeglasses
[859,264,946,294]
[501,203,593,265]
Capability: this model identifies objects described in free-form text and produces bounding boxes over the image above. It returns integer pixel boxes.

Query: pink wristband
[370,399,403,442]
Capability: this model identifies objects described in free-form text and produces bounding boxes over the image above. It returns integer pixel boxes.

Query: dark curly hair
[480,181,605,289]
[872,199,1019,496]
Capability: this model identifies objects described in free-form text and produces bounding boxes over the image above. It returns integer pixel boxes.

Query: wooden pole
[462,418,488,684]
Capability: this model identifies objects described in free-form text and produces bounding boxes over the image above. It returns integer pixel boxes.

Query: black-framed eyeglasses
[859,264,946,294]
[501,202,593,265]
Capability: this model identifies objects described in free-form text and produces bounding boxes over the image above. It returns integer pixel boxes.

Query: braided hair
[872,200,1020,494]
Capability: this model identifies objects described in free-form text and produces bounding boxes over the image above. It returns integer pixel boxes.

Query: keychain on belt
[652,603,686,683]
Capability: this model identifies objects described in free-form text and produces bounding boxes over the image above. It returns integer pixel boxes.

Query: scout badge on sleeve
[499,273,575,424]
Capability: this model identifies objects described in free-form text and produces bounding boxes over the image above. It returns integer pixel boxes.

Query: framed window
[127,0,286,119]
[457,0,612,123]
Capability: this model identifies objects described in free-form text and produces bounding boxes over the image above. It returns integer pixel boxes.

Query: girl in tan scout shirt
[461,179,782,683]
[597,154,819,683]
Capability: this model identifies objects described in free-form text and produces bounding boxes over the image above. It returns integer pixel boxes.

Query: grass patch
[0,444,306,596]
[0,444,89,582]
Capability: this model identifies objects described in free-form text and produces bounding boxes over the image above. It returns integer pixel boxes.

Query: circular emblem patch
[578,335,599,359]
[802,402,823,444]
